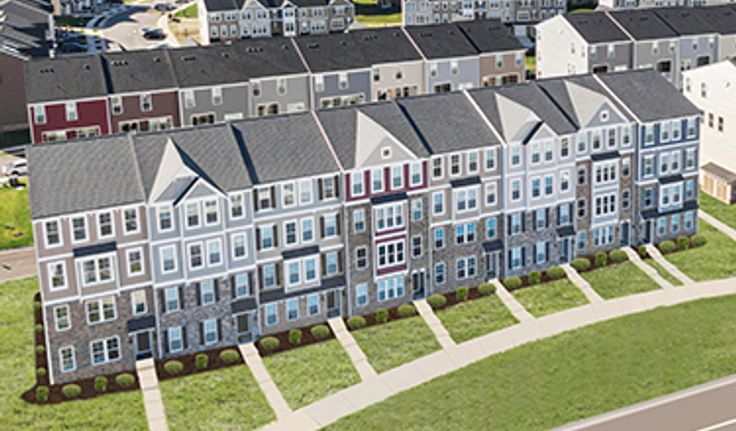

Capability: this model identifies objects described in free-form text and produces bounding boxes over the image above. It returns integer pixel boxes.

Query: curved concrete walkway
[257,274,736,431]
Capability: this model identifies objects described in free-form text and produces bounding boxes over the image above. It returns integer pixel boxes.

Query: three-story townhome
[456,20,527,87]
[231,113,346,333]
[25,55,110,143]
[654,7,718,81]
[364,28,426,102]
[689,5,736,61]
[101,51,180,134]
[169,43,251,127]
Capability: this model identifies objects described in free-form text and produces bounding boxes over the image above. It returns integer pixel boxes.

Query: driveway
[99,0,178,51]
[0,247,36,283]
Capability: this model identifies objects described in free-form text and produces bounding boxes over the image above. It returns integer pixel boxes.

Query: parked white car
[2,158,28,177]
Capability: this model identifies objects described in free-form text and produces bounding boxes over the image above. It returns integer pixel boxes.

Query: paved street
[98,0,178,51]
[0,247,36,283]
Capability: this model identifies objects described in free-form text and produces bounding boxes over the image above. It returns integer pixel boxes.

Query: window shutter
[196,282,201,306]
[521,213,526,232]
[231,276,236,298]
[320,216,325,238]
[336,213,341,235]
[255,228,261,251]
[507,216,512,235]
[258,267,264,289]
[521,247,526,266]
[162,329,169,354]
[546,242,550,260]
[216,319,222,342]
[214,279,220,302]
[275,263,281,286]
[182,326,188,348]
[179,286,185,309]
[253,191,259,212]
[199,322,204,345]
[248,272,254,296]
[318,179,324,200]
[160,290,166,313]
[532,211,537,229]
[338,250,343,273]
[334,175,340,197]
[545,209,550,228]
[321,254,327,276]
[556,206,560,226]
[508,250,512,269]
[270,186,276,208]
[273,225,278,247]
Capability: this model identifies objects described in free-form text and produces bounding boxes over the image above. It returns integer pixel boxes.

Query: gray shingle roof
[689,5,736,36]
[28,134,144,218]
[316,101,429,169]
[233,38,308,78]
[565,12,629,44]
[654,7,716,36]
[230,113,340,184]
[24,55,107,103]
[395,91,500,153]
[456,20,525,53]
[405,24,479,59]
[203,0,240,12]
[608,9,677,41]
[168,44,250,88]
[101,50,177,94]
[596,69,700,122]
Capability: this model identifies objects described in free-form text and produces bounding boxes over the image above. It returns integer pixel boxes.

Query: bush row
[659,235,706,254]
[36,372,136,401]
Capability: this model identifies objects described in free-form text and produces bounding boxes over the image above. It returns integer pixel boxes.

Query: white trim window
[455,188,477,212]
[168,326,183,352]
[204,199,219,225]
[48,261,67,290]
[455,223,475,244]
[377,239,405,268]
[377,276,404,301]
[326,251,339,275]
[375,203,404,231]
[126,247,144,277]
[434,262,445,285]
[230,194,245,219]
[65,101,77,122]
[265,303,278,326]
[34,105,46,125]
[432,157,444,179]
[351,171,364,196]
[323,214,338,238]
[232,232,247,259]
[450,154,461,176]
[86,296,116,324]
[158,206,173,232]
[456,256,477,280]
[186,202,201,228]
[485,148,496,171]
[510,146,521,166]
[486,218,496,239]
[372,168,384,193]
[285,221,298,245]
[301,218,314,242]
[60,346,75,372]
[410,162,422,186]
[259,225,275,249]
[308,293,320,315]
[686,118,696,138]
[200,280,216,305]
[71,216,88,243]
[140,93,152,112]
[355,247,368,269]
[282,182,296,207]
[165,287,179,312]
[287,298,298,321]
[161,246,177,273]
[433,192,444,215]
[434,228,444,249]
[132,290,146,315]
[468,151,479,173]
[188,242,204,269]
[411,199,422,222]
[511,179,521,201]
[91,336,121,365]
[44,219,62,248]
[54,305,71,331]
[98,212,114,239]
[81,256,114,286]
[123,207,139,234]
[207,239,222,266]
[485,183,497,206]
[353,209,365,233]
[299,180,312,205]
[391,165,403,189]
[356,284,368,307]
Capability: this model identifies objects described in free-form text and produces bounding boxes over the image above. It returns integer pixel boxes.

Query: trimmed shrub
[638,245,648,257]
[164,360,183,376]
[35,345,45,355]
[33,302,41,311]
[456,287,469,302]
[260,336,280,351]
[289,329,303,344]
[427,294,447,309]
[503,276,522,290]
[62,384,81,399]
[36,386,48,402]
[195,353,208,370]
[116,373,135,388]
[546,266,565,280]
[220,349,239,364]
[677,236,690,251]
[609,249,628,264]
[310,325,330,339]
[34,324,43,333]
[36,367,46,377]
[528,271,541,285]
[478,282,496,296]
[571,258,591,272]
[375,308,388,324]
[347,316,366,330]
[398,304,416,317]
[94,376,107,392]
[595,252,607,267]
[691,234,707,247]
[659,240,676,254]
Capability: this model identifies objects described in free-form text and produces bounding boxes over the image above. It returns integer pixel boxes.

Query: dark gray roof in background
[355,28,423,66]
[564,12,629,44]
[24,55,106,103]
[101,50,177,94]
[689,5,736,35]
[0,0,51,58]
[396,92,499,152]
[654,7,716,36]
[456,20,525,53]
[233,38,307,77]
[202,0,241,11]
[405,24,479,59]
[231,113,340,183]
[608,9,677,40]
[28,134,144,218]
[316,102,429,169]
[168,44,250,88]
[597,69,700,122]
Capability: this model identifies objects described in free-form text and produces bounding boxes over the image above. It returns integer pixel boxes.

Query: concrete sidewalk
[0,246,36,282]
[561,264,604,303]
[623,246,674,289]
[414,299,455,349]
[490,279,535,323]
[327,317,376,381]
[645,244,694,285]
[239,343,292,420]
[136,358,169,431]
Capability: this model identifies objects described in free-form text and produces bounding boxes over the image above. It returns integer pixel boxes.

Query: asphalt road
[0,247,36,283]
[554,374,736,431]
[100,0,175,51]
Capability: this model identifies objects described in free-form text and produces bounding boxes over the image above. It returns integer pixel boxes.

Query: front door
[620,221,630,246]
[559,239,569,264]
[644,220,652,243]
[236,313,253,344]
[486,253,497,278]
[412,270,426,300]
[326,289,341,318]
[134,331,152,360]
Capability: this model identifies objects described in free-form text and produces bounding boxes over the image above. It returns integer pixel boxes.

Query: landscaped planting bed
[343,301,421,331]
[511,278,589,317]
[351,316,441,373]
[324,294,736,431]
[262,339,360,409]
[435,295,519,343]
[255,323,334,357]
[581,261,660,299]
[643,258,683,286]
[160,364,275,431]
[1,277,148,429]
[665,220,736,281]
[155,345,244,381]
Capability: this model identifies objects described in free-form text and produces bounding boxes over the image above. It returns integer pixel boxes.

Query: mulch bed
[344,301,421,332]
[155,345,244,381]
[255,324,335,357]
[427,287,485,312]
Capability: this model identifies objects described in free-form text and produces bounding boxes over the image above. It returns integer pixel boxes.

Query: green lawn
[0,180,32,249]
[263,339,360,410]
[665,219,736,282]
[160,364,274,431]
[351,316,441,373]
[353,0,401,27]
[325,294,736,431]
[511,278,589,317]
[1,277,148,430]
[435,295,519,343]
[581,261,660,299]
[698,191,736,230]
[643,258,683,286]
[569,7,595,13]
[525,55,536,74]
[174,3,198,19]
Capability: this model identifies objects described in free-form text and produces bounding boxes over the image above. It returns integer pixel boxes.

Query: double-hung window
[265,303,277,326]
[287,299,298,321]
[204,200,218,225]
[132,290,146,315]
[323,214,337,237]
[376,239,405,268]
[230,194,244,218]
[45,220,61,247]
[260,226,274,249]
[232,233,247,259]
[455,188,477,212]
[372,168,384,192]
[434,228,444,249]
[433,192,444,215]
[301,218,314,242]
[60,347,75,372]
[353,209,365,232]
[71,217,87,242]
[234,274,250,297]
[87,297,116,324]
[81,256,113,286]
[123,208,139,234]
[168,327,183,352]
[200,280,216,305]
[308,294,320,315]
[355,285,368,307]
[391,165,403,189]
[377,276,404,301]
[486,218,496,239]
[165,287,180,312]
[158,206,173,232]
[434,263,445,285]
[355,247,367,269]
[351,172,364,195]
[456,257,477,280]
[98,212,114,238]
[55,305,71,331]
[207,239,222,266]
[189,243,203,269]
[161,246,176,273]
[186,203,200,228]
[91,336,120,365]
[410,162,422,186]
[325,252,339,275]
[126,248,144,276]
[203,319,218,344]
[48,262,67,290]
[485,183,497,206]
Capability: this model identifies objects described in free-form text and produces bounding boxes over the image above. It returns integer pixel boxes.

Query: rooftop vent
[181,55,196,61]
[307,42,319,49]
[153,56,161,62]
[112,59,128,66]
[84,64,91,70]
[221,52,229,58]
[363,34,377,41]
[245,46,263,53]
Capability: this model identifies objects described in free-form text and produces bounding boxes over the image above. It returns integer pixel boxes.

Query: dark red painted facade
[344,160,428,201]
[109,91,180,134]
[29,99,109,144]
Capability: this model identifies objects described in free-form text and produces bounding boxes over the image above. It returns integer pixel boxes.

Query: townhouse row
[24,21,526,144]
[597,0,732,11]
[198,0,355,45]
[29,69,700,385]
[536,4,736,89]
